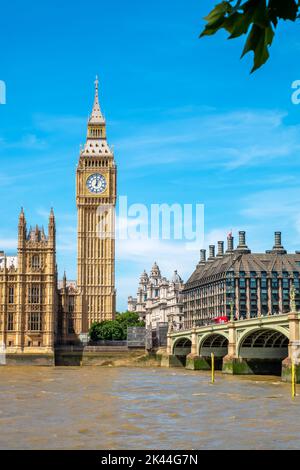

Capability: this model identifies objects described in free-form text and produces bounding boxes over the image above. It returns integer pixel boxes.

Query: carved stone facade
[0,79,117,354]
[128,263,184,330]
[57,78,117,344]
[0,209,57,355]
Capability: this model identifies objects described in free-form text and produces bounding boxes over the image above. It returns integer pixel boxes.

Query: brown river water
[0,366,299,450]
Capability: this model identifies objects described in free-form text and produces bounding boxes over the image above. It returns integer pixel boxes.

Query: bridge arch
[237,326,289,356]
[172,337,192,365]
[199,333,229,369]
[237,326,289,375]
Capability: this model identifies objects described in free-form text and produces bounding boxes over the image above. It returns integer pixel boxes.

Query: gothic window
[8,286,14,304]
[28,312,42,331]
[28,286,41,304]
[68,317,75,334]
[69,296,75,313]
[7,312,14,331]
[32,255,40,268]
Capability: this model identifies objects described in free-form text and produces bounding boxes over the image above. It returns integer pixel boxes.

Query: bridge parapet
[169,314,292,354]
[165,313,300,381]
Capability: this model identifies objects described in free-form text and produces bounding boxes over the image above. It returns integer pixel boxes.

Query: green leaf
[241,23,274,72]
[200,16,227,37]
[200,1,232,37]
[268,0,298,21]
[199,0,299,72]
[251,0,270,28]
[203,1,232,22]
[225,12,253,37]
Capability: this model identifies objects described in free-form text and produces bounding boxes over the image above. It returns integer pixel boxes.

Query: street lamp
[230,300,234,322]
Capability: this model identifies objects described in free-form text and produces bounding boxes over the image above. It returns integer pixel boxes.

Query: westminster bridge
[160,312,300,382]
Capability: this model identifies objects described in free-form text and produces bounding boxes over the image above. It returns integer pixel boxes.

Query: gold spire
[81,77,112,155]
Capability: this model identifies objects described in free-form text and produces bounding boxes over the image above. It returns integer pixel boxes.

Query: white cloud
[116,225,240,303]
[116,108,300,171]
[240,186,300,251]
[0,134,47,152]
[33,114,86,135]
[0,238,17,250]
[241,187,300,219]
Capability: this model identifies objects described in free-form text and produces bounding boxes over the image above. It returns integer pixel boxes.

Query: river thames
[0,366,299,450]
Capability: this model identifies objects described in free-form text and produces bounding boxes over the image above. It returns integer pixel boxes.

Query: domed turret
[171,270,183,284]
[140,270,149,282]
[150,262,161,278]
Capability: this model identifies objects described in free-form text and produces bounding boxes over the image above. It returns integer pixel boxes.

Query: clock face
[86,173,107,194]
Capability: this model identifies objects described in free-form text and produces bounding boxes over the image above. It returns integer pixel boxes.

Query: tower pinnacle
[80,77,112,155]
[89,75,105,125]
[19,207,25,221]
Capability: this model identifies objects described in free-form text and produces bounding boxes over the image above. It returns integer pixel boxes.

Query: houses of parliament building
[0,79,117,363]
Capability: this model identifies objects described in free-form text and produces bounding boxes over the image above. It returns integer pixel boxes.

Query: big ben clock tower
[76,77,116,331]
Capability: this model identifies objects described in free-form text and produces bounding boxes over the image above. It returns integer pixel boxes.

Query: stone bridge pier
[161,312,300,382]
[282,313,300,383]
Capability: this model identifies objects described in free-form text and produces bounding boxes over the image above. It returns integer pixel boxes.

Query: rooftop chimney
[217,241,224,257]
[226,233,234,253]
[200,249,206,263]
[208,245,215,260]
[236,231,251,253]
[271,231,287,254]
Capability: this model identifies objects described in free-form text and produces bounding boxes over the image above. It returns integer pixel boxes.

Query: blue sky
[1,0,300,310]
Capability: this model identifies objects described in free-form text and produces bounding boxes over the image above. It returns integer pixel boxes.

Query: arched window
[32,255,40,268]
[8,286,14,304]
[28,286,41,304]
[7,312,14,331]
[28,312,42,331]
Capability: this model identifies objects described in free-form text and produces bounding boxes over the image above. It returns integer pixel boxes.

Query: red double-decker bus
[213,316,229,324]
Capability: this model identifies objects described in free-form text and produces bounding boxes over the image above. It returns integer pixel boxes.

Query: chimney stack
[274,231,282,247]
[236,230,251,253]
[197,249,207,268]
[200,249,206,263]
[226,233,234,253]
[217,241,224,257]
[271,231,287,254]
[239,231,246,246]
[208,245,215,260]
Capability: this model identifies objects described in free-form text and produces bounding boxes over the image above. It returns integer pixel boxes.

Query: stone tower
[76,77,117,331]
[0,208,56,356]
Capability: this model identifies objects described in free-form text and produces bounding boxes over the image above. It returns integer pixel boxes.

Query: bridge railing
[180,312,292,333]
